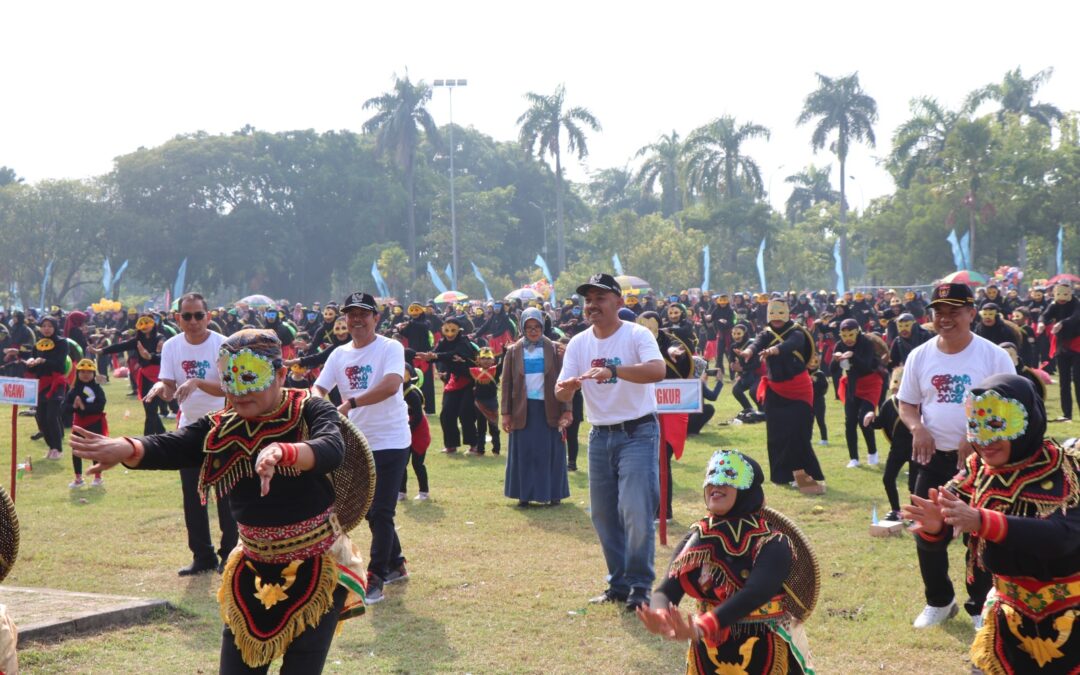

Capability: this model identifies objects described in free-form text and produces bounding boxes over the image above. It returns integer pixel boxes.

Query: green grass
[6,375,1078,673]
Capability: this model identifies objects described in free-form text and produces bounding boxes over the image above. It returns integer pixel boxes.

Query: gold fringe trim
[217,548,338,668]
[969,607,1008,675]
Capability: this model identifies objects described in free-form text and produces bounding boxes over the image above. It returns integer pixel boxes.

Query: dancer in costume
[470,347,502,456]
[740,300,825,491]
[1038,282,1080,421]
[399,364,431,501]
[903,373,1080,674]
[63,358,107,488]
[419,317,480,454]
[727,322,764,422]
[71,329,370,674]
[397,303,436,414]
[863,367,915,522]
[93,314,166,434]
[832,318,883,468]
[23,315,69,460]
[637,449,817,674]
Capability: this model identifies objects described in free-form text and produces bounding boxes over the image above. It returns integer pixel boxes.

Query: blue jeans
[587,419,659,595]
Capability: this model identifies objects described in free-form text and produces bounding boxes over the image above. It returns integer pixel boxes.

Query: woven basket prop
[331,413,376,533]
[762,507,819,621]
[0,485,18,583]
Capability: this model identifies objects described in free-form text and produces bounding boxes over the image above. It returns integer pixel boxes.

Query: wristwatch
[607,363,617,380]
[349,397,358,409]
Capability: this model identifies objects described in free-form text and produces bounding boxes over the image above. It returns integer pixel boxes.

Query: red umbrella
[1047,273,1080,286]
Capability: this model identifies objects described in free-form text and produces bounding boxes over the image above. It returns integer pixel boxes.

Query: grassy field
[6,374,1077,674]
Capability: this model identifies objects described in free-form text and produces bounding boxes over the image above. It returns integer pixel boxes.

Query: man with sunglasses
[146,292,237,576]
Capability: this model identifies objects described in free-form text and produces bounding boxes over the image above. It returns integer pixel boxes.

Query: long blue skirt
[504,399,571,503]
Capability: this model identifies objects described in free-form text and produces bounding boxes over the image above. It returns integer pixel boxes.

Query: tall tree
[887,96,958,189]
[634,130,686,217]
[586,166,643,218]
[965,67,1063,128]
[517,84,601,274]
[797,71,878,286]
[784,165,842,224]
[363,75,441,280]
[942,117,998,267]
[0,167,22,187]
[685,116,770,201]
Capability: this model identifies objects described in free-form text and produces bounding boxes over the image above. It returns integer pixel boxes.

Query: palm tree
[784,165,842,223]
[634,130,686,217]
[587,166,640,217]
[684,116,770,201]
[797,71,878,285]
[887,97,958,189]
[943,117,997,267]
[965,67,1063,127]
[517,84,602,274]
[363,75,440,280]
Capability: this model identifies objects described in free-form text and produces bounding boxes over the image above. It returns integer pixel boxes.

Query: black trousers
[219,585,346,674]
[764,388,824,484]
[68,417,104,475]
[35,393,65,451]
[180,466,238,563]
[687,405,715,435]
[439,386,476,448]
[475,414,500,452]
[565,391,583,468]
[731,375,761,412]
[367,448,410,580]
[813,399,828,441]
[913,450,991,612]
[420,365,436,414]
[400,450,429,494]
[882,441,917,512]
[844,394,878,461]
[657,442,675,518]
[142,400,166,435]
[1057,350,1080,418]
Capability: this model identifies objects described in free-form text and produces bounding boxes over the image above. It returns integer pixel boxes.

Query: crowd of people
[2,274,1078,673]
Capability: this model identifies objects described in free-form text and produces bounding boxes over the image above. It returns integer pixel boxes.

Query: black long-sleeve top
[474,313,516,340]
[404,384,425,431]
[657,532,793,628]
[869,395,912,450]
[99,331,163,367]
[398,318,433,352]
[830,334,880,379]
[749,322,809,382]
[135,395,343,527]
[297,334,350,369]
[28,334,69,376]
[432,335,479,378]
[1039,298,1080,344]
[811,369,829,409]
[64,380,107,416]
[889,326,932,366]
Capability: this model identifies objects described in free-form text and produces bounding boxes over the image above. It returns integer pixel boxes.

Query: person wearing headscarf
[637,449,816,674]
[94,313,166,434]
[727,321,763,421]
[473,301,517,356]
[740,300,825,492]
[71,329,368,673]
[500,307,571,505]
[904,373,1080,674]
[419,316,480,454]
[1038,282,1080,421]
[397,303,436,414]
[831,318,884,468]
[863,367,917,522]
[23,315,69,459]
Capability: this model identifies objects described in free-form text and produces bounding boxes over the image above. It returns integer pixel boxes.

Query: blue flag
[103,258,112,295]
[39,259,53,309]
[371,261,390,298]
[535,254,556,305]
[427,262,449,294]
[444,264,455,289]
[612,254,624,276]
[756,238,767,293]
[1057,226,1064,275]
[946,230,964,271]
[111,259,129,292]
[833,239,845,294]
[701,245,710,292]
[470,261,493,301]
[958,231,971,270]
[173,258,188,301]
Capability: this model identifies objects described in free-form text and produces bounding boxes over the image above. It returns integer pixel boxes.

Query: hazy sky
[4,1,1078,213]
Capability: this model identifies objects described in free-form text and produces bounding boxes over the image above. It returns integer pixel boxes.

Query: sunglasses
[180,312,207,321]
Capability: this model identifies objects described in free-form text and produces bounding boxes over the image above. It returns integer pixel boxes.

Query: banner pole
[10,405,17,503]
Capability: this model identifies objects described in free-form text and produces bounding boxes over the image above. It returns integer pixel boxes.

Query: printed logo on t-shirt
[930,373,972,404]
[345,364,372,390]
[590,357,622,384]
[181,359,211,380]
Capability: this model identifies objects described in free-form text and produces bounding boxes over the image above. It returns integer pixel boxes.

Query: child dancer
[863,367,915,521]
[470,347,502,456]
[63,359,107,488]
[399,364,431,501]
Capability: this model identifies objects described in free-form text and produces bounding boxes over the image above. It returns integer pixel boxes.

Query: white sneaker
[846,459,860,468]
[397,492,406,502]
[414,492,429,501]
[818,439,829,446]
[68,478,85,489]
[91,476,104,488]
[913,600,958,628]
[868,453,879,466]
[972,614,984,631]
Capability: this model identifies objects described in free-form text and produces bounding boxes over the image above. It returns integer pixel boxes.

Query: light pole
[433,78,467,289]
[528,201,547,255]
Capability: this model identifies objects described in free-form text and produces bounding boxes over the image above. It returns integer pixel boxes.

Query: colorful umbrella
[614,274,652,292]
[433,291,469,304]
[1047,273,1080,286]
[939,270,987,287]
[236,294,275,309]
[505,287,541,301]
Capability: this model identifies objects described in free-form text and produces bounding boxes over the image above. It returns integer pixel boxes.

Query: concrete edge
[18,599,172,643]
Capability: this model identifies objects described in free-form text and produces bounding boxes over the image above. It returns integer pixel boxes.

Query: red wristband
[978,508,1008,543]
[122,437,143,464]
[694,611,728,644]
[277,443,298,468]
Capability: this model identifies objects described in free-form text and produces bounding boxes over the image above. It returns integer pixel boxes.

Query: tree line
[0,66,1077,309]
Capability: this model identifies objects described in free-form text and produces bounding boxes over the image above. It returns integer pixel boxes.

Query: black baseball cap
[576,273,622,297]
[928,283,975,308]
[342,292,378,312]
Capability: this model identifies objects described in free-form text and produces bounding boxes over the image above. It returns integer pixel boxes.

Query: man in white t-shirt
[556,273,665,612]
[313,292,410,604]
[145,292,236,576]
[897,283,1013,628]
